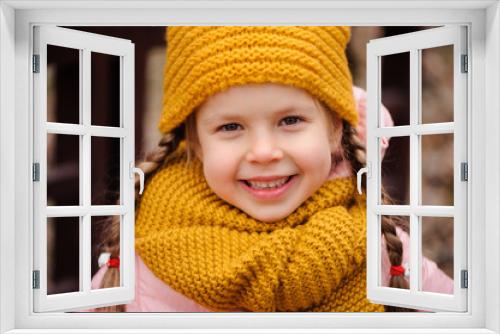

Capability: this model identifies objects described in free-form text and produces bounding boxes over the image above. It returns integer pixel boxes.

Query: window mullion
[80,48,91,293]
[34,29,49,302]
[453,26,469,301]
[121,46,135,291]
[409,48,421,292]
[374,122,454,137]
[46,122,127,138]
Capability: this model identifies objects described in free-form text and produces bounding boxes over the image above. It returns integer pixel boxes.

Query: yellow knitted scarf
[135,150,384,312]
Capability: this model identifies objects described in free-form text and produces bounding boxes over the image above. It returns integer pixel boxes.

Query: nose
[245,136,284,164]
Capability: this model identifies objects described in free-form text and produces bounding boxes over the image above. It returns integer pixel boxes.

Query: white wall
[0,2,16,333]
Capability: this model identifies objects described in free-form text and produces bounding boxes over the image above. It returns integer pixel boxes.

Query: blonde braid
[340,121,414,312]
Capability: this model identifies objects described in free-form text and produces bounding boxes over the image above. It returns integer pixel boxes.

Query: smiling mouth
[242,175,295,189]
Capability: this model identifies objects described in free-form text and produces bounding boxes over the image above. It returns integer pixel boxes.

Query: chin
[246,209,292,223]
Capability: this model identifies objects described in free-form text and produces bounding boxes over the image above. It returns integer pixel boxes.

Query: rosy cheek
[295,145,332,177]
[202,158,240,207]
[203,155,235,185]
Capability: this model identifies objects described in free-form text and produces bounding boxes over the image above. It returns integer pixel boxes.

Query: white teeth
[247,177,289,189]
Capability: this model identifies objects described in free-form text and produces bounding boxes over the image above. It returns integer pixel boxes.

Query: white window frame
[0,1,499,333]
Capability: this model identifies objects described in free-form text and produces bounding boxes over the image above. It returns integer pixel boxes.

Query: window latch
[356,163,371,195]
[130,162,145,195]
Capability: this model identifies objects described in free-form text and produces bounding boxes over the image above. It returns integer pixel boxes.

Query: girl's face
[194,83,342,222]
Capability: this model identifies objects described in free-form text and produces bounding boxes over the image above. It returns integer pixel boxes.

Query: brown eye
[280,116,302,126]
[219,123,241,132]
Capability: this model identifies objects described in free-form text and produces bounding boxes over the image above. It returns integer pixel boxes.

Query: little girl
[91,26,452,312]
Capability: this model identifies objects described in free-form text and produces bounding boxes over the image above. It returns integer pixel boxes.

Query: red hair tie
[390,265,405,276]
[107,257,120,268]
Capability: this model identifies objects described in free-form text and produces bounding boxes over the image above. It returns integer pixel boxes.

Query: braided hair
[340,120,414,312]
[93,123,186,312]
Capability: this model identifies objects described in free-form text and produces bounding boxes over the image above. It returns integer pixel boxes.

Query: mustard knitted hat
[158,26,357,134]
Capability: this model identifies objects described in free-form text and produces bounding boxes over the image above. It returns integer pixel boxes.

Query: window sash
[32,26,136,312]
[366,26,468,312]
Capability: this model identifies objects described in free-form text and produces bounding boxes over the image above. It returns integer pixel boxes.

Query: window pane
[91,52,121,127]
[381,136,410,205]
[47,45,80,124]
[421,134,454,206]
[381,52,410,127]
[91,137,121,205]
[91,215,121,289]
[421,216,454,294]
[47,217,80,295]
[380,215,410,289]
[421,45,454,124]
[47,134,80,206]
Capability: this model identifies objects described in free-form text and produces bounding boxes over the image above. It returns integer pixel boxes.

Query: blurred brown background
[45,27,454,297]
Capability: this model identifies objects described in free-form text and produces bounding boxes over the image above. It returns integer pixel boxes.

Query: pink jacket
[86,87,453,312]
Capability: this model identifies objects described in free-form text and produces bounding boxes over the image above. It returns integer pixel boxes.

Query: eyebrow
[199,113,244,127]
[199,105,317,126]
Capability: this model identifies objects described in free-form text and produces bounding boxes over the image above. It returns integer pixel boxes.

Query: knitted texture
[158,26,357,134]
[135,148,384,312]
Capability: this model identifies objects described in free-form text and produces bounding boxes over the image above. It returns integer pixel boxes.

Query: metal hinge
[461,54,468,73]
[33,55,40,73]
[33,270,40,289]
[461,270,468,289]
[461,162,468,181]
[33,163,40,182]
